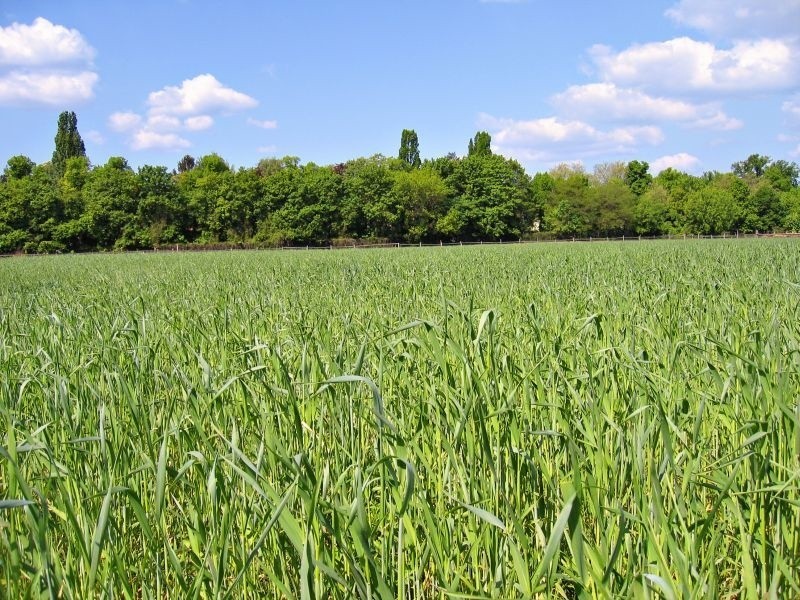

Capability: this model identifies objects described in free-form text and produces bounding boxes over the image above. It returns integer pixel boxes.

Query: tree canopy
[51,111,86,181]
[1,114,798,253]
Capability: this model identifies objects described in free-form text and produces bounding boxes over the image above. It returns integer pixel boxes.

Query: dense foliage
[1,114,798,253]
[1,241,798,596]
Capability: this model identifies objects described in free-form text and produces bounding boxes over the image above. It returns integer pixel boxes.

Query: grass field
[1,240,799,598]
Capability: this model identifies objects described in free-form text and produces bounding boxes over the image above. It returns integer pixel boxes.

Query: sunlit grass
[1,239,799,598]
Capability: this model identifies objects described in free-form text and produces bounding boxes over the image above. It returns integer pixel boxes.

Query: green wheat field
[1,240,799,598]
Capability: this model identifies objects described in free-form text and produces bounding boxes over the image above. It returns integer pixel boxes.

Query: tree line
[1,113,799,253]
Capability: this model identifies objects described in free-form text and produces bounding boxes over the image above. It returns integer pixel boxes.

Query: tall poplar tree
[467,131,492,157]
[398,129,421,168]
[52,111,86,180]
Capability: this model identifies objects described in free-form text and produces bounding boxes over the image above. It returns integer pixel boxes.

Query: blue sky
[1,0,799,175]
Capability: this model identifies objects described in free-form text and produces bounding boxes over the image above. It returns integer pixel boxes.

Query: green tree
[742,182,786,232]
[398,129,421,168]
[392,167,448,242]
[82,157,137,249]
[438,154,532,240]
[53,156,92,250]
[341,155,403,239]
[530,172,554,226]
[467,131,492,157]
[181,154,239,242]
[732,154,770,179]
[542,169,590,237]
[134,165,188,245]
[624,160,652,196]
[231,167,266,240]
[258,163,342,245]
[52,111,86,180]
[425,153,460,180]
[653,167,704,231]
[782,188,800,231]
[763,160,799,192]
[587,179,635,236]
[0,163,63,252]
[684,184,740,234]
[634,184,671,235]
[3,155,35,181]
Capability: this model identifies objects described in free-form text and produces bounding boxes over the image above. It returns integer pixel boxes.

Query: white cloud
[247,117,278,129]
[257,145,278,154]
[185,115,214,131]
[479,113,663,164]
[650,152,701,173]
[0,70,97,105]
[665,0,800,38]
[0,18,98,106]
[131,130,190,151]
[147,74,257,116]
[108,111,143,132]
[110,74,259,150]
[147,114,182,132]
[0,17,94,66]
[689,111,743,130]
[553,83,741,130]
[590,37,799,94]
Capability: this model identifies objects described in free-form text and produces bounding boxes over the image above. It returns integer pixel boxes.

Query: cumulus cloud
[650,152,701,174]
[0,17,94,66]
[247,117,278,129]
[110,74,258,150]
[146,114,182,132]
[110,112,189,148]
[185,115,214,131]
[0,18,98,106]
[553,83,741,129]
[0,70,97,105]
[131,130,190,151]
[147,74,257,116]
[590,37,799,94]
[108,111,143,132]
[665,0,800,38]
[479,113,663,164]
